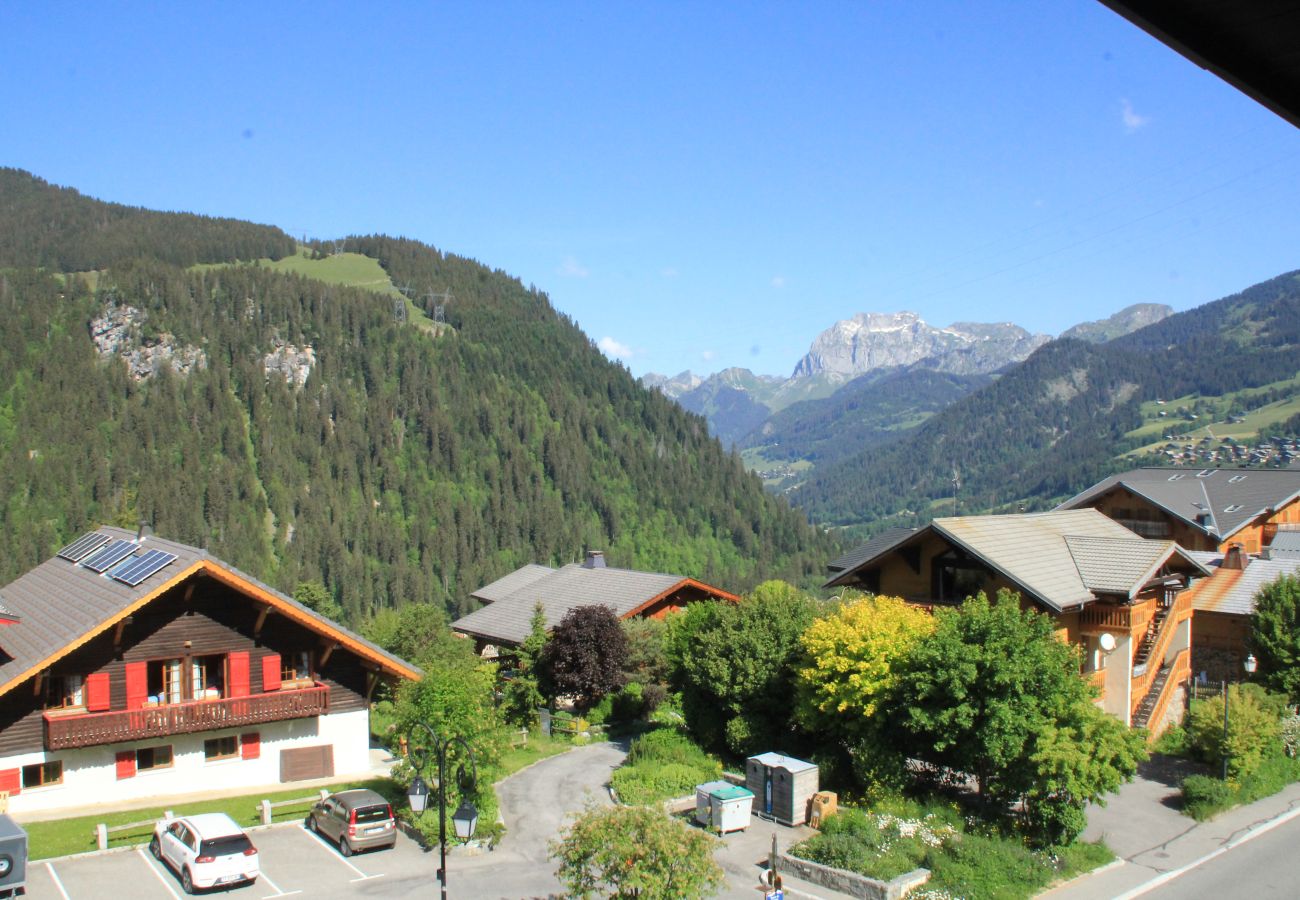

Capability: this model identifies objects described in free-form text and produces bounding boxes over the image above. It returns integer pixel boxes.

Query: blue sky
[4,2,1300,379]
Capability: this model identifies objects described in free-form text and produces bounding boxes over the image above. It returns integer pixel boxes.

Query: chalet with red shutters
[0,526,419,815]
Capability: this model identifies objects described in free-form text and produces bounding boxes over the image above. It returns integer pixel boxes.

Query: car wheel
[181,867,195,895]
[305,815,317,834]
[149,836,161,859]
[340,837,353,857]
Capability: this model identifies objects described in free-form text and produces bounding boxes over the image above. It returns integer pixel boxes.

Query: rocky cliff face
[641,370,704,399]
[790,312,1049,380]
[91,304,207,380]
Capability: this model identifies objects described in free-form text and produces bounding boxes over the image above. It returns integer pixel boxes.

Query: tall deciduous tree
[892,591,1139,812]
[677,580,817,756]
[550,804,723,900]
[539,605,628,709]
[1249,574,1300,703]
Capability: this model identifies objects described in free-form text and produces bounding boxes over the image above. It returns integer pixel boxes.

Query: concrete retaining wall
[780,852,929,900]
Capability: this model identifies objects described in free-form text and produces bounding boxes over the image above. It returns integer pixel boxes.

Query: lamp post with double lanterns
[406,724,478,900]
[1222,653,1259,781]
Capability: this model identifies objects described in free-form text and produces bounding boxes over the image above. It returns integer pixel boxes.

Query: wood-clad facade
[0,539,417,815]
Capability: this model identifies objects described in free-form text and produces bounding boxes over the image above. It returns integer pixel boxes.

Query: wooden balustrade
[1130,590,1193,718]
[1142,649,1191,741]
[44,683,329,750]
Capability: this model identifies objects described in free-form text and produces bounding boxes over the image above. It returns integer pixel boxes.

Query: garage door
[280,744,335,782]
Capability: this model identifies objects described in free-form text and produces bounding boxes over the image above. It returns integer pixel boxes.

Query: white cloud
[598,336,634,359]
[1120,98,1149,132]
[771,275,786,289]
[558,256,590,278]
[700,350,716,362]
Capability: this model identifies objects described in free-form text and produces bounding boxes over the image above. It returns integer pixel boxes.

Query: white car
[150,812,259,894]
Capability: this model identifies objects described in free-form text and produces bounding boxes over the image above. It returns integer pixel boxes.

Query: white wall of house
[2,709,372,816]
[1101,633,1133,727]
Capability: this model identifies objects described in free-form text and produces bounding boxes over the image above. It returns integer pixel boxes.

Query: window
[22,760,62,789]
[204,736,239,761]
[43,674,83,710]
[190,655,226,700]
[282,651,313,684]
[147,659,184,705]
[137,745,173,771]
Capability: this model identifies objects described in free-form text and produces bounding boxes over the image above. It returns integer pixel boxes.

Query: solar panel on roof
[56,532,112,562]
[82,540,137,573]
[110,550,177,587]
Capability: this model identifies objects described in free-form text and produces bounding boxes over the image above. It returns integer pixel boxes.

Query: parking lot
[28,823,460,900]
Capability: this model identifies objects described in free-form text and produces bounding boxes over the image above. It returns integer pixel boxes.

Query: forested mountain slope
[0,170,834,621]
[791,270,1300,529]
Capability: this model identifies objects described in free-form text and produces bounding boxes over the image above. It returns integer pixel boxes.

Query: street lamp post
[1222,653,1259,780]
[406,724,478,900]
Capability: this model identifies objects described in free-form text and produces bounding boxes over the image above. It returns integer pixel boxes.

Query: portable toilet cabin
[694,780,754,834]
[746,753,818,826]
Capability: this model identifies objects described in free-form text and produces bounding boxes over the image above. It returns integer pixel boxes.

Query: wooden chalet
[451,551,739,652]
[0,527,419,815]
[825,510,1210,732]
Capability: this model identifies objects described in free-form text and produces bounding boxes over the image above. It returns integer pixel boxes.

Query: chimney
[136,521,153,542]
[582,551,607,569]
[1222,543,1249,571]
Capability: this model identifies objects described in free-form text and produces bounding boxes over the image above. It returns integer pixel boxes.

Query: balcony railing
[44,683,329,750]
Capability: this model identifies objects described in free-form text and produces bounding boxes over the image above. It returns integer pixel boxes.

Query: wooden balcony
[44,684,329,750]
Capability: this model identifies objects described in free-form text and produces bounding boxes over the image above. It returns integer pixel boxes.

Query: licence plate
[366,825,386,833]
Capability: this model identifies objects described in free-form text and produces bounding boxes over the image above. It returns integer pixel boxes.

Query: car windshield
[199,835,252,857]
[353,804,391,823]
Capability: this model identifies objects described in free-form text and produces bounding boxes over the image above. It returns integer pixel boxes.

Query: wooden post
[260,799,273,826]
[96,823,108,851]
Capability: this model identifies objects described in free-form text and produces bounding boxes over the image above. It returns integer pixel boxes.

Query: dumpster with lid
[694,780,754,834]
[746,752,819,826]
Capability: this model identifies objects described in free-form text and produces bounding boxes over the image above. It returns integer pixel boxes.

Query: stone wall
[779,852,929,900]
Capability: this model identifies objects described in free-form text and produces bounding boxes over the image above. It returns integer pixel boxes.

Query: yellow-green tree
[796,593,934,729]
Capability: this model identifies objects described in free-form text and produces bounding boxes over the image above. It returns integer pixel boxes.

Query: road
[1136,807,1300,899]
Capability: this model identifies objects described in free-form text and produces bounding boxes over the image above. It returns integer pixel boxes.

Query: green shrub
[612,681,646,722]
[1152,724,1189,757]
[1237,752,1300,805]
[926,832,1053,899]
[1186,684,1284,780]
[586,693,614,726]
[612,728,722,805]
[1181,774,1235,820]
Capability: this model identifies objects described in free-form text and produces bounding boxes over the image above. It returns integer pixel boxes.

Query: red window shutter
[125,662,148,709]
[228,651,250,698]
[261,654,281,693]
[0,768,20,795]
[240,732,260,760]
[115,750,136,779]
[85,672,111,712]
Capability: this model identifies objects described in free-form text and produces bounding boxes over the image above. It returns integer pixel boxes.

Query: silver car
[305,789,397,855]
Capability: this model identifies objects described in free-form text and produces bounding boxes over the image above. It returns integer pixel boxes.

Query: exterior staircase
[1131,603,1172,675]
[1132,662,1173,729]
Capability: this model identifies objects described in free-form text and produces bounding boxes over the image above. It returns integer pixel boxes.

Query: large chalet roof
[453,561,738,646]
[826,509,1210,612]
[826,527,918,576]
[1187,550,1300,617]
[0,526,420,700]
[1057,467,1300,543]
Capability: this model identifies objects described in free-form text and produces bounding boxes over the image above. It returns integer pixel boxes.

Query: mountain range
[642,303,1173,452]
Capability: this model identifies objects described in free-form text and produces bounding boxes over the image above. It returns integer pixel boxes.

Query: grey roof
[0,526,419,697]
[1188,550,1300,616]
[1269,531,1300,558]
[1058,467,1300,542]
[452,563,731,646]
[748,752,817,774]
[826,528,918,575]
[471,564,555,604]
[826,509,1209,612]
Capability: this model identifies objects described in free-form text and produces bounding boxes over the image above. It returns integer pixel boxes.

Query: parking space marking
[297,825,385,882]
[258,868,302,899]
[44,861,72,900]
[135,847,181,900]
